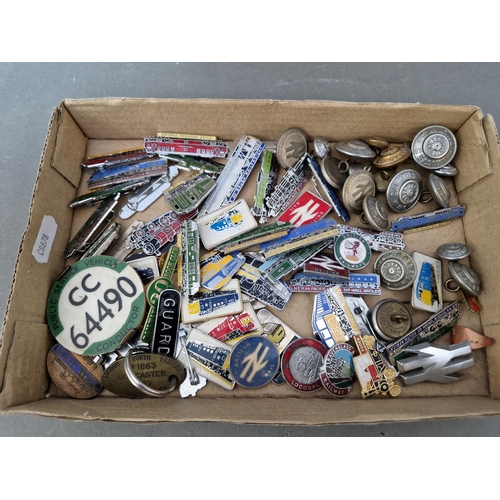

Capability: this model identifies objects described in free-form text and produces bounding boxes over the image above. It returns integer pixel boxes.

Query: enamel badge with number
[47,256,146,356]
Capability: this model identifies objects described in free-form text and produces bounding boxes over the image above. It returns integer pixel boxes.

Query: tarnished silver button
[342,170,376,214]
[436,242,470,261]
[361,195,389,231]
[434,164,459,177]
[374,250,417,290]
[335,139,376,161]
[276,127,308,170]
[313,137,331,159]
[411,125,457,170]
[386,169,423,212]
[427,172,451,208]
[448,261,481,296]
[320,155,349,189]
[371,299,412,342]
[373,145,411,169]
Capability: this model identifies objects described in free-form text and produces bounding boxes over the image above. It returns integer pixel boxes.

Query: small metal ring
[338,160,349,174]
[360,212,369,225]
[444,278,461,293]
[124,350,178,398]
[419,190,433,203]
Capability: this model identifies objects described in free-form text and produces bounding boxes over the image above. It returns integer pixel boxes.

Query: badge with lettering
[277,190,331,227]
[47,256,146,356]
[281,338,328,392]
[151,289,181,357]
[319,344,355,397]
[102,352,186,398]
[47,343,103,399]
[229,335,280,388]
[176,328,235,390]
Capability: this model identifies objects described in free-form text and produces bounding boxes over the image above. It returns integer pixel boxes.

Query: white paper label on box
[32,215,58,264]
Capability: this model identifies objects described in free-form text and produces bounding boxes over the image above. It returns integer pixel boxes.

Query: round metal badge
[101,352,185,398]
[436,242,470,261]
[448,261,481,296]
[427,173,451,208]
[320,156,349,189]
[374,250,417,290]
[434,164,459,177]
[229,335,279,388]
[276,127,308,170]
[313,136,331,159]
[361,196,389,231]
[411,125,457,170]
[373,145,412,169]
[281,338,328,392]
[334,232,371,270]
[47,256,146,356]
[371,299,412,342]
[319,343,355,397]
[365,137,390,150]
[335,139,376,160]
[342,170,376,214]
[386,169,423,212]
[47,343,104,399]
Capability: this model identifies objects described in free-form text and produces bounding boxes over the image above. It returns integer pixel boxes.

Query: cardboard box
[1,98,500,424]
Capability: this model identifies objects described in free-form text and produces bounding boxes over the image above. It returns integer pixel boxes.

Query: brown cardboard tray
[1,98,499,424]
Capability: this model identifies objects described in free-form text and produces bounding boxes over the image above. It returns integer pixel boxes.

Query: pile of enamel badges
[45,126,492,401]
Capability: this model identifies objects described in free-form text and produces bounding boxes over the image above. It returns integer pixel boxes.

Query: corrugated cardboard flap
[4,394,500,425]
[0,321,52,411]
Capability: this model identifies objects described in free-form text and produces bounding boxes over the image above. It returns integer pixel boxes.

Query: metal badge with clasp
[164,172,217,214]
[305,154,350,222]
[251,150,279,223]
[119,167,179,219]
[266,152,311,217]
[390,205,466,233]
[200,135,265,215]
[65,194,120,258]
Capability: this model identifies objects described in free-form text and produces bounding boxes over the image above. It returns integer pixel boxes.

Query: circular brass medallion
[373,145,412,169]
[365,137,389,150]
[371,299,412,341]
[342,170,376,214]
[102,352,186,398]
[47,343,104,399]
[276,128,308,170]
